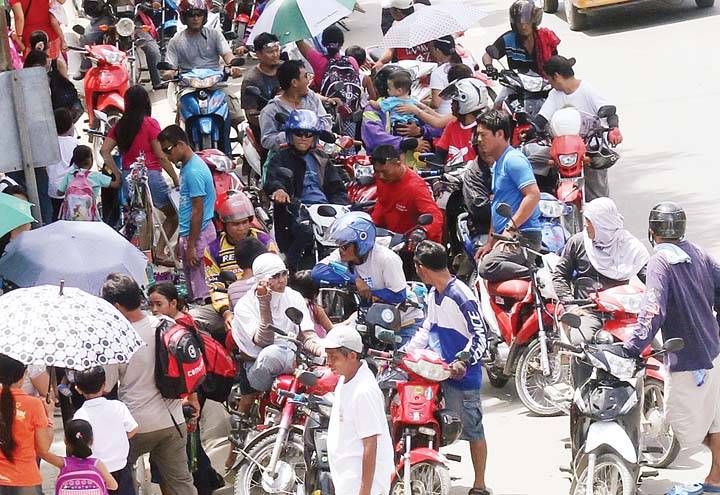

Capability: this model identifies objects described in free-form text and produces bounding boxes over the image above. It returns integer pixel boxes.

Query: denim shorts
[122,168,172,209]
[442,383,485,441]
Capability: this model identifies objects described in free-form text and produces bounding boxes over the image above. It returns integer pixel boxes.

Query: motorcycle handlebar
[367,349,393,360]
[562,299,594,306]
[553,341,583,354]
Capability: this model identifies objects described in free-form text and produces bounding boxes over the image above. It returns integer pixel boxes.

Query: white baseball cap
[382,0,414,9]
[321,324,364,354]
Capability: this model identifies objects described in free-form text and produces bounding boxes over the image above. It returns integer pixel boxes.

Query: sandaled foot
[468,488,492,495]
[703,482,720,493]
[665,483,703,495]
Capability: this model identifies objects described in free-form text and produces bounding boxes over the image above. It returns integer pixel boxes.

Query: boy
[370,70,420,131]
[73,366,139,495]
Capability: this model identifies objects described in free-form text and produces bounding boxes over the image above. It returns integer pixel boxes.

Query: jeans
[135,30,162,88]
[478,230,543,283]
[244,344,295,391]
[285,218,314,272]
[128,425,196,495]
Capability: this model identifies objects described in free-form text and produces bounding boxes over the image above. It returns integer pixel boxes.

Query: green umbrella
[0,192,35,238]
[248,0,356,46]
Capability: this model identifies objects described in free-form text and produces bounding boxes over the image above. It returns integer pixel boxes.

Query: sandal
[665,484,703,495]
[468,489,492,495]
[704,483,720,493]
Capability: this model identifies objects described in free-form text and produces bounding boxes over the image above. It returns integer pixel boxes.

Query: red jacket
[372,167,444,242]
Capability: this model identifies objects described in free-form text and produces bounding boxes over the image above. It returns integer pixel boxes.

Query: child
[47,108,78,221]
[72,367,138,495]
[369,70,421,131]
[290,270,333,337]
[228,237,269,309]
[47,419,119,495]
[345,45,378,108]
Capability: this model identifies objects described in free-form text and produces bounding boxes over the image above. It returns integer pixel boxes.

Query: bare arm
[372,49,394,70]
[359,435,379,495]
[127,426,139,438]
[97,460,119,490]
[363,75,378,101]
[511,184,541,230]
[108,158,123,189]
[37,427,63,468]
[100,135,117,173]
[151,139,180,187]
[430,89,443,111]
[295,40,312,59]
[189,196,204,247]
[11,3,25,52]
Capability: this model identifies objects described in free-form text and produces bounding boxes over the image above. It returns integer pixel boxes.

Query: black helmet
[436,409,463,447]
[648,202,686,242]
[509,0,542,31]
[373,65,411,98]
[585,133,620,170]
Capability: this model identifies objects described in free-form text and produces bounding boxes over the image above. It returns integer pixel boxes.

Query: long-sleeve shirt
[405,278,487,390]
[624,241,720,372]
[360,105,441,155]
[258,92,331,152]
[371,167,444,243]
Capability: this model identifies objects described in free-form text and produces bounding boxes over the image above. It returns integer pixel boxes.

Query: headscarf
[582,198,649,281]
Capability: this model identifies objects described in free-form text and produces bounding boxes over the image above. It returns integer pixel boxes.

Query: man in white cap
[323,325,394,495]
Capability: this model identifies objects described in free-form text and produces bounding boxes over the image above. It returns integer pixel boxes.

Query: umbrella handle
[59,280,64,296]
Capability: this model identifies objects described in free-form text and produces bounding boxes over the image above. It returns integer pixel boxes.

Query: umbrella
[0,284,144,370]
[382,3,487,49]
[0,192,35,238]
[248,0,356,46]
[0,220,148,294]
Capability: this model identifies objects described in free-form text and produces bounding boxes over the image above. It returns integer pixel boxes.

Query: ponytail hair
[0,354,27,462]
[433,36,462,64]
[64,419,94,459]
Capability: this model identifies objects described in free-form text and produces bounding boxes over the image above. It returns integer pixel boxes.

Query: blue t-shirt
[178,154,216,237]
[491,146,540,233]
[300,153,328,204]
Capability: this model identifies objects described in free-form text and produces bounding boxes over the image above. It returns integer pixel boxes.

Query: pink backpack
[59,170,100,221]
[56,457,108,495]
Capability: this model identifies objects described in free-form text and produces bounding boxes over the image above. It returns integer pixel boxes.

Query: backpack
[155,314,207,399]
[56,457,107,495]
[197,330,237,402]
[59,170,100,222]
[319,57,362,114]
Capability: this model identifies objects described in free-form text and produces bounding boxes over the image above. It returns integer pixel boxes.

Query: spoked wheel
[571,453,636,495]
[91,109,122,165]
[234,432,305,495]
[515,339,569,416]
[391,461,451,495]
[642,378,680,468]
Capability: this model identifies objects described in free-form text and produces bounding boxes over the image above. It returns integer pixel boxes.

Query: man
[159,125,217,303]
[623,203,720,493]
[373,0,433,70]
[527,55,622,201]
[264,109,348,271]
[258,60,331,152]
[371,144,443,243]
[405,241,490,495]
[312,212,423,345]
[190,192,276,338]
[165,0,243,125]
[240,32,281,157]
[101,273,197,495]
[475,110,541,283]
[323,325,394,495]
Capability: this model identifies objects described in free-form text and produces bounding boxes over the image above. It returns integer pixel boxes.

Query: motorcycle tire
[391,461,451,495]
[486,367,509,389]
[544,0,559,13]
[234,431,305,495]
[642,378,680,468]
[515,340,566,417]
[570,453,636,495]
[696,0,714,7]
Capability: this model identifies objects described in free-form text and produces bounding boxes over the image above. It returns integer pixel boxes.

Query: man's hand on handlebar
[230,66,243,78]
[355,277,372,300]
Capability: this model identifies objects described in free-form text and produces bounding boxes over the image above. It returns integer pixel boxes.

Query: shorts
[666,354,720,448]
[442,383,484,442]
[122,169,172,210]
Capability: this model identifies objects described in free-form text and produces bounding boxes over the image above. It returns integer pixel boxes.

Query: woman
[101,86,180,264]
[0,354,54,494]
[147,282,187,320]
[9,0,64,59]
[295,24,360,92]
[428,36,463,115]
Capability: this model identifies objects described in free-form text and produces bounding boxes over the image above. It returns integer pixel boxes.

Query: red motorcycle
[343,155,377,205]
[368,348,463,495]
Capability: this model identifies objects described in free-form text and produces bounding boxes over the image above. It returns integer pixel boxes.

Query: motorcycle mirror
[156,61,175,71]
[224,31,239,41]
[218,270,238,285]
[365,303,400,331]
[317,205,338,217]
[298,370,318,387]
[72,24,86,36]
[229,56,245,67]
[280,51,290,62]
[245,85,262,98]
[285,307,305,326]
[318,130,337,143]
[267,324,288,337]
[597,105,617,119]
[496,203,513,220]
[560,312,582,329]
[417,213,433,226]
[663,338,685,354]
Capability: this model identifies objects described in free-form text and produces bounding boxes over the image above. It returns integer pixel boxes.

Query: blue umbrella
[0,221,149,294]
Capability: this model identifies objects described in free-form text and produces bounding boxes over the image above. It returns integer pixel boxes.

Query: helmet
[509,0,542,31]
[435,409,463,447]
[585,133,620,170]
[284,109,322,144]
[439,78,489,115]
[648,202,686,242]
[179,0,209,25]
[373,65,411,98]
[218,191,254,223]
[326,212,377,257]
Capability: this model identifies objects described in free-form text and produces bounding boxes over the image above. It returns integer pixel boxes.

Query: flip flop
[703,483,720,493]
[665,484,703,495]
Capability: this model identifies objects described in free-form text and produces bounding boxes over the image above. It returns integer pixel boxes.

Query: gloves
[608,128,623,145]
[400,138,418,152]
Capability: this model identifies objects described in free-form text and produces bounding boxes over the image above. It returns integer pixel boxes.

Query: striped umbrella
[248,0,356,46]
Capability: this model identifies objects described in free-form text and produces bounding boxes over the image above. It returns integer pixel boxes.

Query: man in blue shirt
[474,110,541,282]
[159,125,217,303]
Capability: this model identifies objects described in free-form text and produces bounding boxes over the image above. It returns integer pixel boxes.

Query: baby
[370,70,421,132]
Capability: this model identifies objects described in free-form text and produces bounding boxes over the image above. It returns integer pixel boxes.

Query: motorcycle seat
[487,279,530,299]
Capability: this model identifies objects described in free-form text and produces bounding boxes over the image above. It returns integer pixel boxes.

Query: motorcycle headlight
[518,72,545,93]
[115,17,135,37]
[404,359,451,382]
[538,199,564,218]
[558,153,578,167]
[184,74,223,89]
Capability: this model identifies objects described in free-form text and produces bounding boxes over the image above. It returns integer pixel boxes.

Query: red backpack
[197,329,236,402]
[155,314,207,399]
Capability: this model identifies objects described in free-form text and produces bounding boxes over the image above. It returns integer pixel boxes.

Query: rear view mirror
[496,203,513,219]
[285,307,304,326]
[597,105,616,119]
[229,56,245,67]
[72,24,86,36]
[375,327,396,344]
[317,205,337,217]
[218,270,237,285]
[298,370,318,387]
[663,338,685,354]
[224,31,239,41]
[560,312,582,329]
[417,214,433,226]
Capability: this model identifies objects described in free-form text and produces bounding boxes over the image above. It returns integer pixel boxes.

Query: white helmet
[439,78,489,115]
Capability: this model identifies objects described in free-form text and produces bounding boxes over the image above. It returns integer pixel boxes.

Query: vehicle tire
[571,453,636,495]
[391,461,451,495]
[643,378,680,468]
[234,431,305,495]
[201,133,212,151]
[515,339,567,416]
[544,0,559,13]
[696,0,714,7]
[487,367,510,389]
[564,0,588,31]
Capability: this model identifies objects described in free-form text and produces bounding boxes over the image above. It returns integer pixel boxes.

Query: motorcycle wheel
[92,109,122,165]
[391,461,451,495]
[571,453,636,495]
[515,339,567,417]
[642,378,680,468]
[201,133,212,151]
[234,432,305,495]
[544,0,559,13]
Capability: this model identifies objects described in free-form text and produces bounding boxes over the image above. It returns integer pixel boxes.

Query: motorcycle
[141,0,179,57]
[538,192,570,255]
[343,155,377,205]
[224,0,260,45]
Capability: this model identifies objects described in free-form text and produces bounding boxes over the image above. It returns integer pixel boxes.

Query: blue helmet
[284,109,322,144]
[326,212,377,257]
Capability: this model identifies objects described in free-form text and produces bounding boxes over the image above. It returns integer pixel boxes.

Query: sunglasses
[162,143,176,155]
[186,9,205,17]
[292,131,316,139]
[270,270,289,280]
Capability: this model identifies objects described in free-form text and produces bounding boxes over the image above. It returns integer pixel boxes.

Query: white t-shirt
[46,135,78,199]
[73,397,138,472]
[429,62,452,115]
[327,361,394,495]
[538,80,611,137]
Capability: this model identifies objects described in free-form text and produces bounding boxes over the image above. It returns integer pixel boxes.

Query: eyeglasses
[162,143,176,155]
[292,131,316,139]
[270,270,289,280]
[186,9,205,17]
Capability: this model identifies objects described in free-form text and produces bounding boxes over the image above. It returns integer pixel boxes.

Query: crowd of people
[2,1,720,495]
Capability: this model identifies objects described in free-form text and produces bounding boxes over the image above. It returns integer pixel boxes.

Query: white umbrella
[0,284,145,370]
[382,3,487,49]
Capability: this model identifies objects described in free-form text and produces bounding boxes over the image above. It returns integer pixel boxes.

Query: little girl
[46,419,118,495]
[290,270,333,337]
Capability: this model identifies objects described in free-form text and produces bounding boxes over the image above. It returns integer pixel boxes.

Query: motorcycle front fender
[95,92,125,115]
[394,447,449,476]
[230,424,304,472]
[199,116,214,134]
[584,421,637,464]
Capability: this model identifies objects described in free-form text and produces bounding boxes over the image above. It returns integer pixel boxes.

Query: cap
[382,0,414,9]
[251,253,287,282]
[321,324,363,354]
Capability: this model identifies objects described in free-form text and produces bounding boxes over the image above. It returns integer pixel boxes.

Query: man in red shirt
[371,144,444,243]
